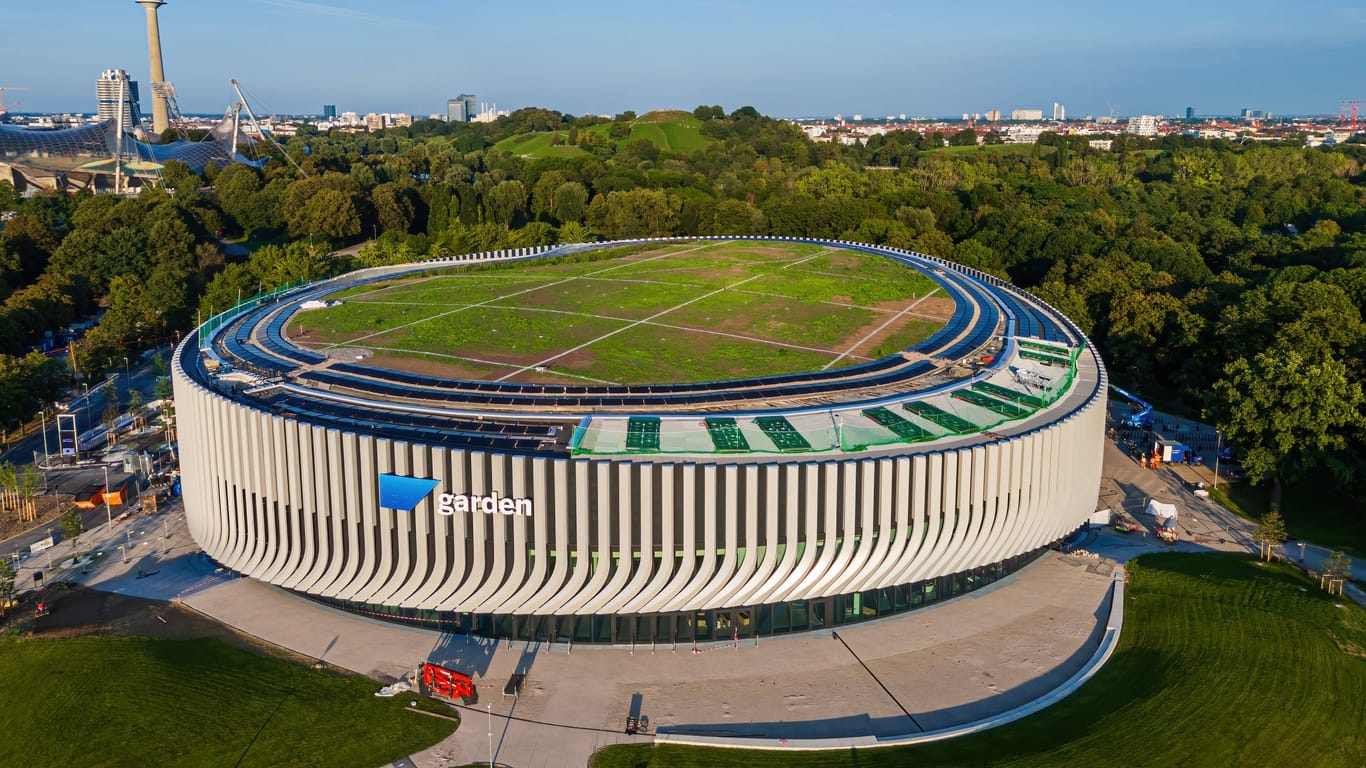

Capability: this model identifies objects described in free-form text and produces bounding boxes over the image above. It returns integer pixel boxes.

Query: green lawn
[592,553,1366,768]
[296,240,946,384]
[0,636,455,768]
[493,115,714,159]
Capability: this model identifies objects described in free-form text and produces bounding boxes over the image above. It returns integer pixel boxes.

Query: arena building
[172,238,1107,645]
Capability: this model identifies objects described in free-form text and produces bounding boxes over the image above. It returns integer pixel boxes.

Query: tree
[127,389,145,429]
[1251,510,1288,560]
[708,199,763,236]
[371,183,417,235]
[1210,345,1365,508]
[0,557,13,611]
[550,182,589,224]
[951,128,979,147]
[300,188,362,240]
[158,159,201,197]
[557,221,593,244]
[588,189,678,239]
[60,505,85,559]
[483,180,527,229]
[103,380,121,436]
[1321,550,1352,583]
[282,173,363,238]
[0,461,43,526]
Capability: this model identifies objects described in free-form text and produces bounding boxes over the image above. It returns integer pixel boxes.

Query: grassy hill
[493,111,714,159]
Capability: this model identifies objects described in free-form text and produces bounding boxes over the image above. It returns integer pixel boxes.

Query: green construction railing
[1018,339,1069,354]
[197,277,308,351]
[1019,348,1070,367]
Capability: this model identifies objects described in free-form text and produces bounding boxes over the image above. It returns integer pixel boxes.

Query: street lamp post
[40,408,49,465]
[122,356,130,379]
[103,465,113,531]
[1212,430,1221,491]
[487,703,493,768]
[118,544,127,563]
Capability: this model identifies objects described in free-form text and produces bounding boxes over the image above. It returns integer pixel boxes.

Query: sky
[6,0,1364,119]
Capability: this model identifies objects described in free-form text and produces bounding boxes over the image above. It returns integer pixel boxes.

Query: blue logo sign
[378,473,441,511]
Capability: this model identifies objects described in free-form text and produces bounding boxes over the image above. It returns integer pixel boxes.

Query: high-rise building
[1010,108,1044,121]
[1185,106,1195,120]
[1128,115,1158,136]
[985,109,1001,122]
[1052,102,1065,121]
[364,113,387,132]
[323,104,337,120]
[96,69,143,129]
[447,94,478,123]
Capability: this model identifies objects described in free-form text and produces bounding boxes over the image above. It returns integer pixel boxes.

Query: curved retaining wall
[653,566,1127,750]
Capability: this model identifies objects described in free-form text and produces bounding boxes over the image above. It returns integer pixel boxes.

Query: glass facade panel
[303,548,1048,644]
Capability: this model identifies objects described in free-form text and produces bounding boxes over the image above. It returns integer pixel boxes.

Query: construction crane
[1108,385,1154,429]
[1340,100,1360,134]
[0,86,31,116]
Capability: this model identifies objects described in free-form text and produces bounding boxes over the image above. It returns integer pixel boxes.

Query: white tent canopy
[1145,500,1178,520]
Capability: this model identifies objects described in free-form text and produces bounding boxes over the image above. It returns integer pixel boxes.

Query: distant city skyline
[8,0,1363,119]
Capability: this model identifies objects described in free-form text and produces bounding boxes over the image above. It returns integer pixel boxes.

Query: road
[1,346,173,469]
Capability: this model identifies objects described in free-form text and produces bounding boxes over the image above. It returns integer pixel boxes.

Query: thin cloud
[248,0,417,27]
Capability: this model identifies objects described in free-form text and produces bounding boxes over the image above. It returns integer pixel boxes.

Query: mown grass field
[0,636,455,768]
[592,553,1366,768]
[493,112,714,159]
[294,240,944,385]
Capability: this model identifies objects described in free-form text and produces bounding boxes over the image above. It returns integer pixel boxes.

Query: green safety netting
[572,343,1084,457]
[198,278,308,351]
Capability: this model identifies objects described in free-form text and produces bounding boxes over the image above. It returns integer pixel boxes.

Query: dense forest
[0,107,1362,508]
